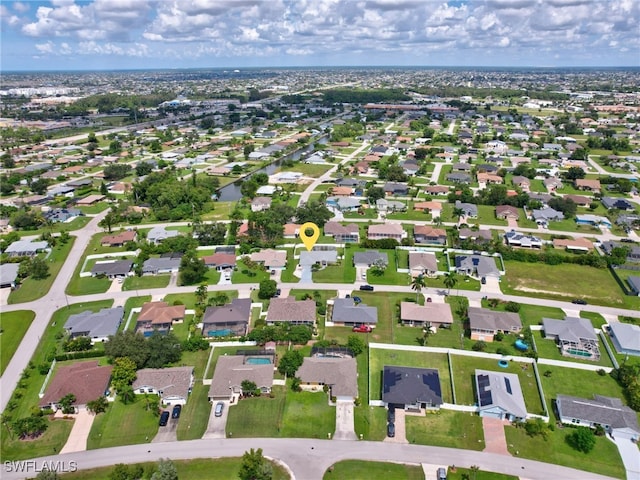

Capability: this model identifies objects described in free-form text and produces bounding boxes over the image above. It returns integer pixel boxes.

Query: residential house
[323,222,360,243]
[147,226,179,244]
[455,201,478,218]
[455,255,500,278]
[627,276,640,297]
[208,355,274,401]
[203,252,237,271]
[511,176,530,192]
[142,256,181,275]
[556,394,639,441]
[425,185,449,195]
[300,250,338,267]
[575,179,601,192]
[413,225,447,245]
[608,322,640,356]
[331,186,354,196]
[400,302,453,328]
[575,214,612,228]
[452,162,472,172]
[250,249,287,270]
[91,260,133,278]
[44,208,83,223]
[496,205,519,220]
[283,223,301,239]
[64,307,124,344]
[266,297,316,325]
[326,196,361,212]
[4,240,48,257]
[542,316,600,361]
[251,196,272,212]
[297,357,358,400]
[101,230,137,247]
[446,172,472,184]
[601,241,640,262]
[40,361,112,411]
[532,207,564,223]
[475,370,527,421]
[601,197,634,211]
[382,366,443,410]
[477,172,503,186]
[458,228,492,244]
[136,301,185,336]
[553,237,594,252]
[409,252,438,277]
[133,366,194,406]
[76,194,105,205]
[383,182,410,196]
[413,201,443,217]
[565,194,592,207]
[468,307,522,342]
[376,198,406,212]
[331,297,378,327]
[0,263,19,289]
[367,223,407,241]
[543,177,563,191]
[504,230,543,249]
[353,250,388,268]
[202,298,252,337]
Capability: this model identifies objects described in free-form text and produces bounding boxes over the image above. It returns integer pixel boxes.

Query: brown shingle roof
[138,301,185,325]
[40,361,112,407]
[266,297,316,323]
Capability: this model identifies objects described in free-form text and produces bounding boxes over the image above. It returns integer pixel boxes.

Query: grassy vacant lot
[323,460,424,480]
[60,458,290,480]
[9,238,75,304]
[502,260,632,307]
[0,310,35,375]
[406,410,485,450]
[122,274,170,291]
[423,274,481,292]
[163,290,238,310]
[280,389,335,438]
[505,425,625,479]
[1,417,74,461]
[87,396,159,449]
[369,348,452,404]
[176,383,211,440]
[450,355,545,415]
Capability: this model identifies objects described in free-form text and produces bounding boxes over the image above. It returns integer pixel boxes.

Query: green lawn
[9,238,75,304]
[226,385,287,438]
[532,330,613,368]
[14,216,91,237]
[0,310,35,375]
[505,425,625,479]
[66,273,111,296]
[60,458,290,480]
[369,348,452,404]
[450,354,545,415]
[279,162,333,177]
[406,410,485,450]
[502,260,634,308]
[1,417,74,461]
[423,275,481,292]
[446,468,517,480]
[280,389,335,439]
[366,250,410,286]
[87,396,159,449]
[324,460,424,480]
[232,259,270,284]
[176,383,211,440]
[122,274,170,291]
[164,290,238,310]
[312,247,354,283]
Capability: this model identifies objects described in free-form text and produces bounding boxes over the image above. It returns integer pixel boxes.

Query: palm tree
[452,207,465,224]
[411,274,427,302]
[443,271,458,295]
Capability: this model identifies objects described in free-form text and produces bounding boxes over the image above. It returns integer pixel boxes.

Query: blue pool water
[207,329,233,337]
[514,339,529,351]
[246,357,272,365]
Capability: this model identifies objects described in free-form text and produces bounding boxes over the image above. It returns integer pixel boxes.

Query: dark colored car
[171,404,182,419]
[481,277,486,284]
[387,407,395,423]
[359,284,374,291]
[274,288,281,297]
[159,411,170,426]
[352,296,362,303]
[387,422,395,438]
[571,299,587,305]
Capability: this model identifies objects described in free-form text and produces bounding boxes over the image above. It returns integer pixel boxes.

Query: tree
[278,350,303,377]
[563,166,586,180]
[36,471,60,480]
[240,179,259,199]
[59,393,76,414]
[241,380,258,397]
[195,283,208,307]
[105,331,150,369]
[347,335,366,356]
[30,257,50,280]
[150,458,178,480]
[146,332,182,369]
[258,279,277,299]
[239,448,273,480]
[13,414,47,439]
[443,272,458,295]
[30,178,49,195]
[295,201,333,228]
[411,274,426,302]
[568,427,596,453]
[99,210,118,233]
[100,181,108,196]
[452,207,465,224]
[366,186,385,204]
[193,222,227,246]
[108,464,144,480]
[179,250,207,285]
[136,162,154,177]
[86,396,109,414]
[1,153,15,169]
[111,356,138,389]
[103,164,131,180]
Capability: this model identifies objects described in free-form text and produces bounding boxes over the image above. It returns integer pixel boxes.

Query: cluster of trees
[246,323,313,345]
[498,246,607,269]
[585,135,630,152]
[179,250,207,285]
[330,120,365,142]
[103,164,132,181]
[611,364,640,411]
[322,88,409,105]
[105,330,183,371]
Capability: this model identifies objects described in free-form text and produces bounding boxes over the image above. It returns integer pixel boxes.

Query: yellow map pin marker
[299,222,320,251]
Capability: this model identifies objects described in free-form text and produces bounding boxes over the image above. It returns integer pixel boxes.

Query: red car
[352,325,372,333]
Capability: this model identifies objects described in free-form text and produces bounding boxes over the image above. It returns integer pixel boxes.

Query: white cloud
[12,2,29,13]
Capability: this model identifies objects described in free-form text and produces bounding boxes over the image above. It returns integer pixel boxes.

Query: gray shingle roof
[297,357,358,398]
[332,298,378,325]
[0,263,19,286]
[542,317,597,343]
[133,366,194,401]
[91,260,133,276]
[608,322,640,353]
[468,307,522,332]
[208,356,274,398]
[142,257,181,273]
[202,298,251,326]
[299,250,337,266]
[557,394,640,434]
[266,297,316,323]
[64,307,124,339]
[353,250,388,267]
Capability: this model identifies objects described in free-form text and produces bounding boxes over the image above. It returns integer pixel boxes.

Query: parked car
[352,296,362,303]
[159,411,170,426]
[271,269,276,275]
[571,298,587,305]
[437,467,447,480]
[214,402,224,417]
[352,324,372,333]
[361,272,367,279]
[359,284,374,291]
[426,297,432,303]
[273,288,281,298]
[481,277,486,284]
[171,404,182,419]
[387,422,395,438]
[387,406,395,423]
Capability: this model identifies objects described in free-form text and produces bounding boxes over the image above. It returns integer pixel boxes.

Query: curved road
[0,438,617,480]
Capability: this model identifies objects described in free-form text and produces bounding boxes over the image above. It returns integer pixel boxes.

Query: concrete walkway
[482,417,511,456]
[60,408,94,454]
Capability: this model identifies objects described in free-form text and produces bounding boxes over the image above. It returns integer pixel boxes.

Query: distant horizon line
[3,64,640,74]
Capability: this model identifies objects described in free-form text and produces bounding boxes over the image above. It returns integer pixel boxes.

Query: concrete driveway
[0,287,10,306]
[482,417,510,455]
[299,266,313,283]
[202,400,229,439]
[611,435,640,480]
[60,407,95,454]
[481,277,502,295]
[153,414,178,443]
[384,408,407,444]
[333,400,356,441]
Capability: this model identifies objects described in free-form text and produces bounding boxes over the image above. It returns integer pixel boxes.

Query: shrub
[567,427,596,453]
[472,340,486,352]
[496,347,511,356]
[494,331,504,342]
[504,301,521,313]
[596,369,607,376]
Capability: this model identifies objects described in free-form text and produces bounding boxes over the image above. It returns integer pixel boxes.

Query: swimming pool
[246,357,272,365]
[566,349,592,357]
[207,329,233,337]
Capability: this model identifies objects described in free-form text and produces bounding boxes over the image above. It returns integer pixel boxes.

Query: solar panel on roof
[504,377,512,395]
[478,374,489,389]
[479,391,493,406]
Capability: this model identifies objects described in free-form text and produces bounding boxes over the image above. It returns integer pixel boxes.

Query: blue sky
[2,0,639,71]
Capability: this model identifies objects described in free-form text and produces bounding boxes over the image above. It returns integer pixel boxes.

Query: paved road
[0,437,617,480]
